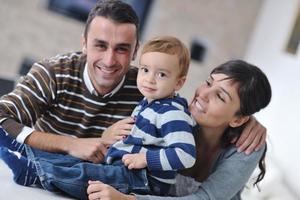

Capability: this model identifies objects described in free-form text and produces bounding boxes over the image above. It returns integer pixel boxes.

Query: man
[0,0,265,166]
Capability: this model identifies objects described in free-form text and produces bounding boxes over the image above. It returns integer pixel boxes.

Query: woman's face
[189,73,242,129]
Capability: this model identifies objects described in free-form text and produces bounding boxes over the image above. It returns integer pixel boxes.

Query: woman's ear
[81,35,87,54]
[229,116,250,128]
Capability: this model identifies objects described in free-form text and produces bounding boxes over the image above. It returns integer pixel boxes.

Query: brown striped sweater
[0,52,143,142]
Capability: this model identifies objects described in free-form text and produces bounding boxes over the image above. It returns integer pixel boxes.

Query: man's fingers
[255,130,266,151]
[236,117,255,146]
[90,154,103,164]
[244,131,262,155]
[120,129,132,135]
[123,124,133,134]
[123,117,135,124]
[231,137,238,144]
[237,127,257,153]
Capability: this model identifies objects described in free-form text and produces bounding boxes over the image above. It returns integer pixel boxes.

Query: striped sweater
[106,96,196,184]
[0,52,143,141]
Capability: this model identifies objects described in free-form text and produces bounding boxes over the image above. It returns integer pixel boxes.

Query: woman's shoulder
[216,143,266,166]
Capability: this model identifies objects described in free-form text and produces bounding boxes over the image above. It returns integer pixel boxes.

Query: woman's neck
[196,126,225,149]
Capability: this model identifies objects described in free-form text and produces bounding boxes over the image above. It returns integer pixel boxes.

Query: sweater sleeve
[146,109,196,171]
[137,144,265,200]
[0,61,56,142]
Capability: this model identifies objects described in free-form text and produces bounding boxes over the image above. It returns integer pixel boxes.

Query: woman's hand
[87,180,136,200]
[233,117,267,154]
[101,117,135,144]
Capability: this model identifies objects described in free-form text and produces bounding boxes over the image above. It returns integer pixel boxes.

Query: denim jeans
[26,146,152,200]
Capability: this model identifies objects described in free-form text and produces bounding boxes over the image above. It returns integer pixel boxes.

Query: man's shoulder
[220,143,266,161]
[126,66,138,79]
[39,52,85,68]
[123,66,139,88]
[34,52,85,75]
[42,52,85,64]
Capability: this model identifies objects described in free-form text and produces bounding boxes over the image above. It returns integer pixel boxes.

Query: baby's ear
[175,76,186,91]
[229,116,250,128]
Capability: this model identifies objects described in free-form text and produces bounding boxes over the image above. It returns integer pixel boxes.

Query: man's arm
[0,60,108,163]
[234,117,267,154]
[0,60,59,140]
[25,131,108,163]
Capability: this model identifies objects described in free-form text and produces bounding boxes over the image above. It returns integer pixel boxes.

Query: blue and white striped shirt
[106,95,196,184]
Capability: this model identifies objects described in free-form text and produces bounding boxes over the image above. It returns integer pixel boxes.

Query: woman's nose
[199,87,210,102]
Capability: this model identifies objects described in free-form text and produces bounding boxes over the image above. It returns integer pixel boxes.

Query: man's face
[82,16,138,95]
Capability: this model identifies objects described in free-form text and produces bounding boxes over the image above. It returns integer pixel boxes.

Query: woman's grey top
[136,144,265,200]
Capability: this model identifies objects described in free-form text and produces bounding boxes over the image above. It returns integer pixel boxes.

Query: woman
[87,59,272,200]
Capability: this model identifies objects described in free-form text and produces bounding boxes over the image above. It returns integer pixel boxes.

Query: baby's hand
[122,153,147,169]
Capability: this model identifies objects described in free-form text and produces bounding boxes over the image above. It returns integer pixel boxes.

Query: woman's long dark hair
[211,60,271,188]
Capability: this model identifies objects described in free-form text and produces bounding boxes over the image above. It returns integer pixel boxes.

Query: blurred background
[0,0,300,199]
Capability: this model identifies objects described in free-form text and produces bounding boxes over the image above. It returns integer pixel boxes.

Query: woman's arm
[136,144,266,200]
[87,145,265,200]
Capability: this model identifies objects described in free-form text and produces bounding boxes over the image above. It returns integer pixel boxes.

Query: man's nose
[103,49,116,66]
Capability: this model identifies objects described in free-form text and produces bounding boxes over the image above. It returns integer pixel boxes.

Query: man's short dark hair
[84,0,139,42]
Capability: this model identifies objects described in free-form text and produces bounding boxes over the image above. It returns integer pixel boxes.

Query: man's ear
[81,35,87,54]
[132,41,139,61]
[229,116,250,128]
[175,76,186,91]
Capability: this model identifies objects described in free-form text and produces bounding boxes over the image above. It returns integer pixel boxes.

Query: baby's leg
[0,147,39,186]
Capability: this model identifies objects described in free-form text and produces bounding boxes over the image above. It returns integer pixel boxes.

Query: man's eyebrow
[94,39,107,45]
[93,39,131,47]
[116,43,132,49]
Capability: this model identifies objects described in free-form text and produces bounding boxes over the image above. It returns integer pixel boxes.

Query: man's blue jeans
[25,146,151,200]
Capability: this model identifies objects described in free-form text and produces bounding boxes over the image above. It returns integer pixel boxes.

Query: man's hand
[233,117,267,155]
[122,153,147,170]
[102,117,134,143]
[67,138,109,163]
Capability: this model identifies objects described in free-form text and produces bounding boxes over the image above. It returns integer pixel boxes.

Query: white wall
[246,0,300,197]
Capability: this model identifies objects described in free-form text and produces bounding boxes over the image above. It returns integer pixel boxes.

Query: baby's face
[137,52,185,102]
